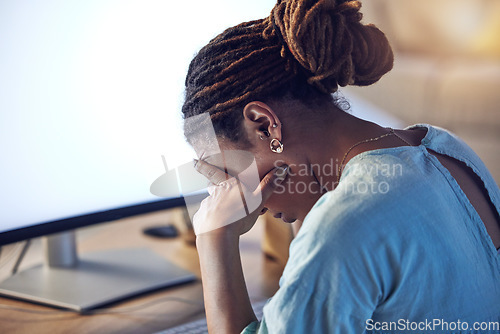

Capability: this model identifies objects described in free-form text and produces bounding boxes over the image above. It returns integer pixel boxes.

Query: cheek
[265,173,324,214]
[264,191,292,210]
[252,156,322,211]
[263,177,301,210]
[281,171,324,196]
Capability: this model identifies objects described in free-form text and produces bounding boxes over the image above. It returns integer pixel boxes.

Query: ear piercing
[260,130,270,140]
[263,124,283,153]
[270,138,284,153]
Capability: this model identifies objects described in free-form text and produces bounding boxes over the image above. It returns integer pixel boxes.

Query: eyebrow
[200,153,238,180]
[197,152,218,169]
[198,151,207,162]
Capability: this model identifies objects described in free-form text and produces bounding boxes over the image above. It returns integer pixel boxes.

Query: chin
[281,216,297,224]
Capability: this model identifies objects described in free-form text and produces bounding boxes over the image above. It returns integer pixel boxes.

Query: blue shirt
[243,124,500,333]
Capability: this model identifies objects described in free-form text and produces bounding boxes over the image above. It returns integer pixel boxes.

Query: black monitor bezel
[0,195,197,246]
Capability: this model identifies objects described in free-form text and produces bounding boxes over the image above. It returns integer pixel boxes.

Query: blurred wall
[344,0,500,184]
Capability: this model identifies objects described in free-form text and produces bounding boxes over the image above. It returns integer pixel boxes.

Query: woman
[182,0,500,333]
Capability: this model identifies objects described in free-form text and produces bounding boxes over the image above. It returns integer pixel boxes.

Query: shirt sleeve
[241,320,260,333]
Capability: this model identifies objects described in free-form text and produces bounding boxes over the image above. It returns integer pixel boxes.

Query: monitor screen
[0,0,271,245]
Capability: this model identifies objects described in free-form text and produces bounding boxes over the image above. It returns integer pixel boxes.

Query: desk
[0,208,283,334]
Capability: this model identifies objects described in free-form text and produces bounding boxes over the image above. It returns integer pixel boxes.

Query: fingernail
[275,166,288,179]
[193,159,199,167]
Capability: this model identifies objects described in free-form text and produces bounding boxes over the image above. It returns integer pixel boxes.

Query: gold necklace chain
[337,127,411,184]
[392,129,413,146]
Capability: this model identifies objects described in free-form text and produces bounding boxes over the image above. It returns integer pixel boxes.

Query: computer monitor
[0,0,271,312]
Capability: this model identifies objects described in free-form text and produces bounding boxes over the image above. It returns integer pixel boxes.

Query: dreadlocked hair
[182,0,393,144]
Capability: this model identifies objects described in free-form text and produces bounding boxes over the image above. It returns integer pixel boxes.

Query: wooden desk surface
[0,208,283,334]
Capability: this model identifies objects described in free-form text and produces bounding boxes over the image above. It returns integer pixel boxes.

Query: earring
[270,138,284,153]
[272,123,278,128]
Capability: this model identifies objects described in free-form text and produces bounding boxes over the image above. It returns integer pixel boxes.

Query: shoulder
[313,148,429,233]
[288,147,440,274]
[407,123,489,176]
[272,149,446,325]
[407,123,500,208]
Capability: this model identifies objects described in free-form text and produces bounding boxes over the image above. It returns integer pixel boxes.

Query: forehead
[184,112,254,172]
[185,112,221,157]
[195,141,254,174]
[193,138,221,162]
[192,133,232,159]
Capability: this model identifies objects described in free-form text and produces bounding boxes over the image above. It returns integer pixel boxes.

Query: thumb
[257,165,289,203]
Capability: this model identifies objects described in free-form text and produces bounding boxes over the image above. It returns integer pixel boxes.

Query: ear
[242,101,282,145]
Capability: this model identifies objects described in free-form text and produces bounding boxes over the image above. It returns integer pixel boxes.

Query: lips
[273,212,296,223]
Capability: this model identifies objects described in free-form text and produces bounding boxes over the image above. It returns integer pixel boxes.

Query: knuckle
[206,168,216,178]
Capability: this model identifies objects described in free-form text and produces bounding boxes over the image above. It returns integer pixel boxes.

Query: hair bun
[271,0,393,93]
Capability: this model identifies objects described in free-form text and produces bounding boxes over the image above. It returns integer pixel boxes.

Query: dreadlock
[182,0,393,144]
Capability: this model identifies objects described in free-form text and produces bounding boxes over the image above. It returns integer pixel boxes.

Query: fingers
[192,163,288,236]
[193,177,249,236]
[251,165,288,209]
[263,165,288,196]
[194,159,228,185]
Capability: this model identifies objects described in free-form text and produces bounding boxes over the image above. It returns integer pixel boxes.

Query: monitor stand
[0,231,197,312]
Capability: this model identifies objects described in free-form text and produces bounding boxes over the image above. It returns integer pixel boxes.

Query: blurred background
[0,0,498,304]
[1,0,497,193]
[344,0,500,184]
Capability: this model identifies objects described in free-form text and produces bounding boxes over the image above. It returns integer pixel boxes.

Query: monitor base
[0,248,197,312]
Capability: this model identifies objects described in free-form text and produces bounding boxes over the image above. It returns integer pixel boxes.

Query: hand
[193,158,288,237]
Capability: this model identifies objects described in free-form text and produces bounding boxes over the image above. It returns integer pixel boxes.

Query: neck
[284,102,391,193]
